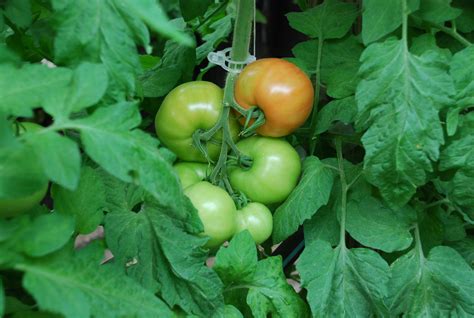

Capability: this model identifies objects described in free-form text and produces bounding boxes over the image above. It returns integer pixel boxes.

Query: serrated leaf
[3,0,32,28]
[304,205,340,247]
[447,237,474,268]
[314,96,357,135]
[346,192,414,253]
[212,305,243,318]
[287,0,357,40]
[180,0,213,22]
[454,0,474,33]
[297,241,390,317]
[70,102,186,210]
[356,38,455,207]
[362,0,419,44]
[273,156,335,243]
[53,167,106,234]
[19,212,74,257]
[18,244,173,318]
[410,33,452,57]
[433,207,466,242]
[214,232,308,317]
[196,15,232,63]
[293,36,363,98]
[247,257,309,318]
[26,131,80,190]
[389,246,474,316]
[214,231,258,286]
[0,64,71,117]
[415,0,462,24]
[103,173,223,316]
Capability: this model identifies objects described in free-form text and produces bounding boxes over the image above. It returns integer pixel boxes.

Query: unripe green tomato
[184,181,237,248]
[0,122,49,218]
[236,202,273,244]
[229,136,301,204]
[174,162,211,189]
[155,81,240,162]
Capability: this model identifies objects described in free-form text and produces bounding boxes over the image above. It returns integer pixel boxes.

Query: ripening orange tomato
[234,58,314,137]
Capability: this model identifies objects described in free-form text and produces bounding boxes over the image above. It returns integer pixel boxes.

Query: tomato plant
[184,181,237,248]
[1,0,474,317]
[229,136,301,204]
[155,81,239,162]
[235,202,273,244]
[235,58,314,137]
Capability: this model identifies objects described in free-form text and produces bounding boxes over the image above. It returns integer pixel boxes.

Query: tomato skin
[236,202,273,244]
[229,136,301,204]
[0,122,48,218]
[155,81,239,162]
[174,162,211,189]
[184,181,237,248]
[235,58,314,137]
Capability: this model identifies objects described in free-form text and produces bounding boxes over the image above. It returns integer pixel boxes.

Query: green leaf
[0,64,71,117]
[292,36,363,98]
[314,96,357,135]
[362,0,420,44]
[355,38,455,207]
[214,232,309,317]
[447,237,474,268]
[297,241,390,317]
[180,0,213,22]
[433,207,466,242]
[287,0,358,40]
[304,205,340,247]
[389,246,474,316]
[415,0,462,24]
[273,156,335,243]
[447,46,474,135]
[410,33,452,57]
[53,167,106,234]
[70,102,187,210]
[18,244,174,318]
[0,277,4,317]
[121,0,192,45]
[27,131,80,190]
[212,305,243,318]
[453,0,474,33]
[3,0,32,28]
[214,231,257,286]
[139,25,195,98]
[19,212,74,257]
[346,192,414,252]
[247,257,309,318]
[103,173,223,316]
[196,15,232,63]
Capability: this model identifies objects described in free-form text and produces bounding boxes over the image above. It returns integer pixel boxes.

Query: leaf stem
[414,224,425,265]
[309,36,324,154]
[429,22,472,47]
[336,137,347,249]
[402,0,409,45]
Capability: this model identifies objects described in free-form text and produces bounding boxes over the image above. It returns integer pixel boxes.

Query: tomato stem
[336,137,347,249]
[309,35,324,155]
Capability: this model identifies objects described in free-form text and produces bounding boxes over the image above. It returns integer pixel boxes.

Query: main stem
[209,0,254,191]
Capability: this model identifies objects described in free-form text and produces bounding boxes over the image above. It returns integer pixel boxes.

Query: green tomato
[174,162,211,189]
[0,122,49,218]
[184,181,237,248]
[155,81,240,162]
[229,136,301,204]
[236,202,273,244]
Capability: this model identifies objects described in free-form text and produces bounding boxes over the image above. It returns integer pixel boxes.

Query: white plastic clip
[207,48,256,73]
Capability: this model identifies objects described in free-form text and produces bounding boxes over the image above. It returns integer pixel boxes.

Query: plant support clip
[207,48,256,73]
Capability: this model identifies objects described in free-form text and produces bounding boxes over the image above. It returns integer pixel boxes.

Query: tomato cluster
[155,58,313,248]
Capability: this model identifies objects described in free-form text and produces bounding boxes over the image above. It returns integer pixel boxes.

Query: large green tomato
[236,202,273,244]
[155,81,240,162]
[0,122,49,218]
[174,162,211,189]
[184,181,237,248]
[229,136,301,204]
